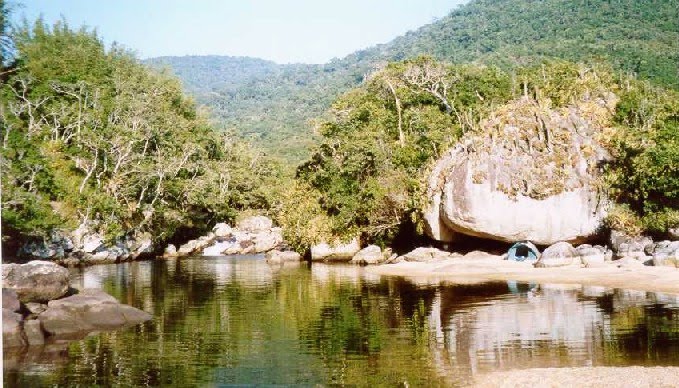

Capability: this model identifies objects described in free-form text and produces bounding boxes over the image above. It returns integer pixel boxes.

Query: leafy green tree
[1,19,278,250]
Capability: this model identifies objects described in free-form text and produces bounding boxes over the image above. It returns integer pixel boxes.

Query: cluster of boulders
[165,216,285,257]
[17,223,153,266]
[2,261,152,348]
[530,231,678,269]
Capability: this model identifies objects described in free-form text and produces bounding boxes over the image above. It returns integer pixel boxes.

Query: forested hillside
[1,19,279,249]
[150,0,679,164]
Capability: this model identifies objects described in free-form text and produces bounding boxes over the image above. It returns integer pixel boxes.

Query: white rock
[311,238,360,261]
[82,234,104,253]
[213,223,233,237]
[350,245,384,265]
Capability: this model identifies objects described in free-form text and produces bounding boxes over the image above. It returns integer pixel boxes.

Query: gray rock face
[402,247,454,263]
[649,241,679,268]
[3,308,26,348]
[39,289,152,336]
[213,223,233,237]
[669,228,679,240]
[23,319,45,346]
[609,230,653,260]
[3,288,21,312]
[576,245,606,268]
[535,242,580,268]
[311,238,361,261]
[350,245,384,265]
[266,250,302,263]
[424,96,613,245]
[2,261,70,303]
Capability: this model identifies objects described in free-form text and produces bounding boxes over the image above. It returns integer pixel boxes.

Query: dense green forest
[0,18,279,247]
[151,0,679,164]
[1,0,677,255]
[276,58,679,250]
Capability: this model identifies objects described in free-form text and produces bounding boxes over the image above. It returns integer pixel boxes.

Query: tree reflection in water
[4,257,679,386]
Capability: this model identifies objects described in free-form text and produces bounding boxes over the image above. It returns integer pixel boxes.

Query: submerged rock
[2,261,70,303]
[424,96,613,245]
[39,289,152,336]
[535,242,580,268]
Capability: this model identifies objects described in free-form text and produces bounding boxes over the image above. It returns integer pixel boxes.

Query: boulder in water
[2,261,70,303]
[38,289,152,336]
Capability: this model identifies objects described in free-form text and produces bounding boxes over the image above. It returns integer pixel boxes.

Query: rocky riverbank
[2,261,152,348]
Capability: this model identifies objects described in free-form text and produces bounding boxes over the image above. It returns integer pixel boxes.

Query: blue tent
[507,241,540,262]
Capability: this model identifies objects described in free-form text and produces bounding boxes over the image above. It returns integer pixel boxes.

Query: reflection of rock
[534,242,579,268]
[2,309,27,348]
[24,319,45,346]
[2,261,70,303]
[311,238,360,261]
[350,245,385,265]
[39,289,152,336]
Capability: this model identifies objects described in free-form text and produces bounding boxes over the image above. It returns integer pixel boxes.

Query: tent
[507,241,540,262]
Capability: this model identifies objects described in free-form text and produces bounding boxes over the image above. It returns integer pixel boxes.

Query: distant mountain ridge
[146,0,679,164]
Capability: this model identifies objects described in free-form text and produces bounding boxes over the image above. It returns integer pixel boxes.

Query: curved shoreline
[367,253,679,294]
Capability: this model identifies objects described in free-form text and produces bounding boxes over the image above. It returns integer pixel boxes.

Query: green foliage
[294,57,679,245]
[605,80,679,235]
[1,20,278,245]
[151,0,679,164]
[294,58,515,245]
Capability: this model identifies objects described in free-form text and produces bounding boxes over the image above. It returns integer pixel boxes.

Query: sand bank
[367,253,679,294]
[474,366,679,387]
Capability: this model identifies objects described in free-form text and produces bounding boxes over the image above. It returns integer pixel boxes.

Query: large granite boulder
[2,261,70,303]
[534,242,580,268]
[311,238,361,261]
[38,289,152,336]
[576,245,607,268]
[424,96,613,245]
[3,309,26,348]
[350,245,384,265]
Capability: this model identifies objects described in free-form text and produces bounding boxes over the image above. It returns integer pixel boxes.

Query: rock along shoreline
[367,251,679,295]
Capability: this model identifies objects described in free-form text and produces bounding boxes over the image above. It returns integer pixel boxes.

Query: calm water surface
[4,255,679,386]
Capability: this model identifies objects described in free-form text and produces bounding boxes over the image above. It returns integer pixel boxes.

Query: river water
[4,255,679,386]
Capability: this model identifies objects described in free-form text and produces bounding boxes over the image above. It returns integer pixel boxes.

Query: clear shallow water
[4,256,679,387]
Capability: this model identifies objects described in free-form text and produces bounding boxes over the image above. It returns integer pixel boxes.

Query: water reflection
[4,257,679,386]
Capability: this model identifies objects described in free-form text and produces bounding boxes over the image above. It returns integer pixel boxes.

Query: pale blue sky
[11,1,469,64]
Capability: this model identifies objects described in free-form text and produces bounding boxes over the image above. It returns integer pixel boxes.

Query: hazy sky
[12,1,469,64]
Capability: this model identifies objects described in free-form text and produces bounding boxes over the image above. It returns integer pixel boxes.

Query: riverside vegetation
[1,0,678,261]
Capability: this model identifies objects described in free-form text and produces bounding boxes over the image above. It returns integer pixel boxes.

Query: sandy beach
[367,252,679,294]
[474,367,679,387]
